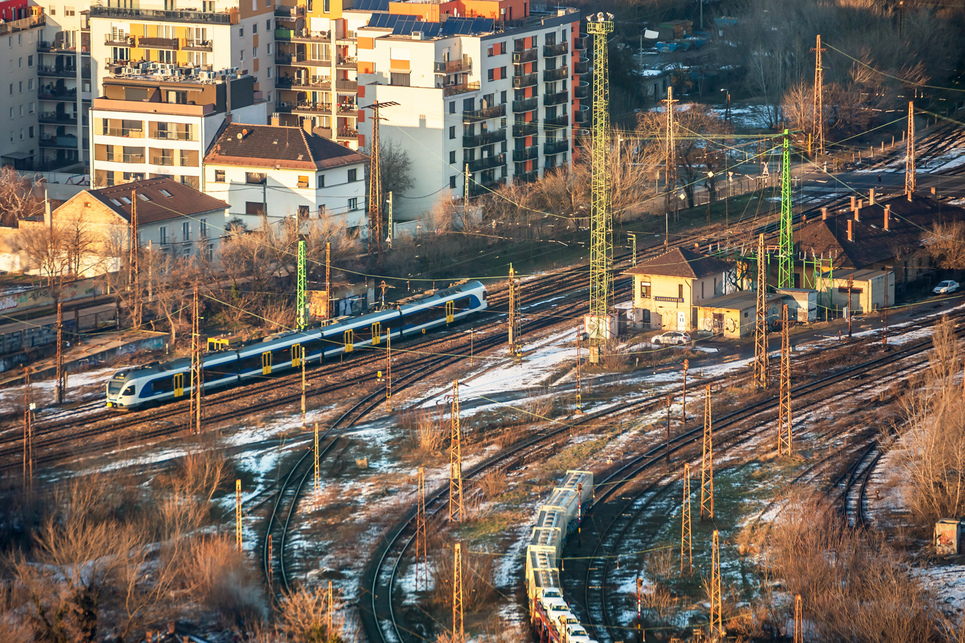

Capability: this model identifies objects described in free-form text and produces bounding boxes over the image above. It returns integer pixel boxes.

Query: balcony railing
[574,60,589,74]
[124,154,146,164]
[0,14,44,36]
[104,34,134,46]
[463,128,506,148]
[512,73,536,89]
[335,79,357,93]
[337,127,358,139]
[291,29,331,41]
[545,114,569,128]
[183,39,213,51]
[151,156,173,166]
[151,130,194,141]
[469,177,505,198]
[434,56,471,74]
[544,139,569,155]
[512,122,538,137]
[337,102,357,114]
[574,82,588,99]
[467,153,506,173]
[39,135,80,148]
[543,66,568,82]
[38,87,77,100]
[443,81,480,97]
[294,101,333,113]
[573,37,586,50]
[39,112,77,124]
[512,49,537,64]
[463,104,505,122]
[38,66,78,77]
[575,108,590,123]
[89,5,237,24]
[512,146,538,162]
[275,52,297,65]
[104,127,142,137]
[543,42,568,57]
[137,36,179,50]
[512,97,537,112]
[515,170,539,183]
[544,91,568,106]
[337,55,357,67]
[274,5,304,18]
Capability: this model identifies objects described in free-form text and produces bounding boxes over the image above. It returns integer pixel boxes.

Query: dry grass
[476,469,507,500]
[398,408,448,458]
[183,535,266,626]
[429,539,497,612]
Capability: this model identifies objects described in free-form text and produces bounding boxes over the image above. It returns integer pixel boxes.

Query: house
[20,177,229,276]
[625,247,735,332]
[203,123,368,231]
[695,291,784,339]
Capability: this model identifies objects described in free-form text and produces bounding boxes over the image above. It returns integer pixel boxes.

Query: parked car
[652,331,691,346]
[934,280,960,295]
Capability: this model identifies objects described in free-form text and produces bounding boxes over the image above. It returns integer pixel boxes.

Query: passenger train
[105,281,488,410]
[526,470,598,643]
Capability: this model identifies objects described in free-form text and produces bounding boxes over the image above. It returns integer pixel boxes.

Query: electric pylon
[754,234,769,389]
[190,285,203,435]
[297,239,307,330]
[449,380,463,523]
[235,479,242,552]
[453,542,464,643]
[794,594,803,643]
[812,35,825,157]
[416,466,428,591]
[327,581,335,638]
[314,422,320,504]
[778,130,793,290]
[681,462,692,573]
[364,100,399,263]
[130,190,141,329]
[700,386,714,520]
[386,333,392,403]
[586,12,614,343]
[778,304,793,456]
[709,530,723,641]
[56,302,65,404]
[905,101,916,195]
[664,86,678,220]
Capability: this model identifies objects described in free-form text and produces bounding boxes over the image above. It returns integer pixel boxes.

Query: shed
[935,519,962,556]
[829,269,895,315]
[695,291,783,338]
[777,288,817,323]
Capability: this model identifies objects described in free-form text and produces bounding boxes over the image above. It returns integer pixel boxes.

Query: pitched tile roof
[85,178,228,225]
[624,247,733,279]
[794,194,965,270]
[204,124,367,171]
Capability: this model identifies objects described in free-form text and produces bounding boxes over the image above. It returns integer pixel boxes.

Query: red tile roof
[624,247,733,279]
[85,178,228,224]
[204,124,367,171]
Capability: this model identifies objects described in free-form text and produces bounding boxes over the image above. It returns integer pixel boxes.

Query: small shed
[695,292,783,338]
[778,288,817,323]
[828,269,895,315]
[935,519,963,556]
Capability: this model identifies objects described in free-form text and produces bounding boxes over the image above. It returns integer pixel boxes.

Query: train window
[122,385,135,396]
[207,361,236,381]
[261,352,272,376]
[239,353,262,373]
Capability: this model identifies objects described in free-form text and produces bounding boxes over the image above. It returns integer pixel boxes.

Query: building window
[449,101,455,114]
[246,172,266,184]
[297,205,309,219]
[317,174,325,188]
[253,46,258,58]
[28,126,33,138]
[27,55,31,67]
[348,197,358,210]
[214,169,225,182]
[640,282,650,298]
[347,168,357,182]
[678,284,684,299]
[159,226,167,244]
[240,49,244,61]
[65,6,75,15]
[499,66,506,79]
[239,27,244,37]
[449,126,456,139]
[246,201,264,215]
[390,72,410,86]
[298,175,309,188]
[183,221,190,241]
[449,151,456,164]
[450,175,456,189]
[253,23,258,34]
[267,43,271,55]
[200,219,207,238]
[487,68,494,82]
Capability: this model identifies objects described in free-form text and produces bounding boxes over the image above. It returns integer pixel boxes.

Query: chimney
[821,207,828,220]
[869,188,875,206]
[847,219,853,242]
[853,206,860,222]
[857,198,863,210]
[225,77,232,124]
[270,112,281,126]
[850,196,856,210]
[302,117,313,135]
[884,205,890,231]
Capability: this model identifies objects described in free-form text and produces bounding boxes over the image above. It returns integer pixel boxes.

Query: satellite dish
[236,133,243,140]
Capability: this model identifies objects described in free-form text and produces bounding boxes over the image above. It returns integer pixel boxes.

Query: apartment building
[87,0,275,104]
[0,2,45,170]
[89,72,267,188]
[32,0,93,169]
[272,0,585,220]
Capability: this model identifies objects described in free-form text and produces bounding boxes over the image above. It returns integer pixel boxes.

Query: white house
[203,122,367,231]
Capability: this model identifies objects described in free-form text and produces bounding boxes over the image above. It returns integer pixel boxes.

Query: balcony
[150,155,173,166]
[274,5,304,18]
[337,55,357,68]
[544,91,568,106]
[336,30,355,43]
[39,135,80,148]
[573,37,586,50]
[293,101,333,113]
[512,146,538,162]
[543,66,568,82]
[183,39,213,51]
[544,139,569,155]
[0,14,43,36]
[275,28,293,41]
[512,73,536,89]
[38,86,77,100]
[275,52,297,65]
[512,96,537,112]
[103,34,134,46]
[469,177,505,198]
[545,114,569,128]
[574,60,589,75]
[468,153,506,173]
[543,42,568,57]
[463,103,505,122]
[89,5,238,25]
[512,49,537,64]
[434,56,471,74]
[137,36,179,50]
[575,107,590,123]
[512,122,538,137]
[151,130,194,141]
[462,128,506,148]
[39,112,77,124]
[104,127,143,137]
[337,102,357,114]
[38,66,78,78]
[337,127,358,139]
[335,79,357,93]
[443,81,480,97]
[574,82,588,99]
[291,29,331,42]
[515,170,538,183]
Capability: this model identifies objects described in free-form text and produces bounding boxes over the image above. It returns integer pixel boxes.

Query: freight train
[105,281,488,410]
[527,470,597,643]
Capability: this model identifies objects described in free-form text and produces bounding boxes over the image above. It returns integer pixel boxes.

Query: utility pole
[681,359,689,427]
[664,86,678,246]
[327,581,335,639]
[587,11,614,344]
[906,101,916,195]
[666,394,672,467]
[387,191,393,247]
[416,466,428,591]
[754,234,769,389]
[848,275,854,338]
[812,35,825,157]
[385,332,392,405]
[22,367,32,495]
[778,130,793,289]
[681,462,692,573]
[297,239,307,330]
[130,190,141,329]
[464,163,470,204]
[449,380,463,523]
[325,242,331,320]
[575,329,583,414]
[701,385,714,520]
[882,269,890,347]
[190,285,202,435]
[709,530,723,640]
[314,422,320,504]
[778,304,792,456]
[452,542,464,643]
[56,302,65,404]
[364,101,399,263]
[235,479,242,552]
[508,264,521,361]
[300,342,307,426]
[794,594,803,643]
[629,232,637,266]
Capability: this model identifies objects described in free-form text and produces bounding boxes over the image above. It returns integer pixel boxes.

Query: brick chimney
[847,218,853,242]
[857,198,863,210]
[821,207,828,220]
[302,117,313,135]
[869,188,875,206]
[850,196,856,209]
[884,205,890,231]
[853,206,860,222]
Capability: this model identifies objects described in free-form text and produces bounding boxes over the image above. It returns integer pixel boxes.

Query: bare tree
[277,585,344,643]
[924,221,965,271]
[0,168,43,227]
[13,223,64,286]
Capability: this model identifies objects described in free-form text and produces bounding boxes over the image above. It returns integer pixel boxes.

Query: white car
[652,331,691,346]
[934,280,960,295]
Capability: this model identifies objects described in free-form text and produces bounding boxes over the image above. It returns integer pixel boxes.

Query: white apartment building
[203,122,367,230]
[89,73,267,189]
[0,7,46,170]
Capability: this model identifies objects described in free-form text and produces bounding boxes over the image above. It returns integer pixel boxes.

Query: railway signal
[190,285,203,435]
[636,576,643,641]
[906,101,916,196]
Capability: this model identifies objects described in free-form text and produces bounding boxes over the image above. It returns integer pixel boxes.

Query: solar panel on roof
[355,0,389,11]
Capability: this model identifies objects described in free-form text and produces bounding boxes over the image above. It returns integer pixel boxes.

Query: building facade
[203,122,367,229]
[0,4,46,169]
[89,73,267,188]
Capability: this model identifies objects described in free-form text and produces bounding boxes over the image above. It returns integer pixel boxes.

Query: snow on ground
[919,565,965,619]
[0,366,117,411]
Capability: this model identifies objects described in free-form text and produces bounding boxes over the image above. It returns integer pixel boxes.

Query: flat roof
[697,291,783,311]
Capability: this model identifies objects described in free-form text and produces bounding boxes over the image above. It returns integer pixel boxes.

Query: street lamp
[706,171,714,222]
[720,88,731,122]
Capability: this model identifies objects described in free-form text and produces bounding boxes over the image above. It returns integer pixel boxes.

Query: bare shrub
[644,547,676,583]
[523,388,557,421]
[641,583,678,624]
[476,469,506,500]
[430,542,497,611]
[183,535,266,627]
[277,584,343,643]
[399,408,448,456]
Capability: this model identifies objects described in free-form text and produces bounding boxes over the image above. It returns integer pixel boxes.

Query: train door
[262,351,272,375]
[173,373,184,397]
[445,300,454,324]
[292,343,302,368]
[344,329,354,353]
[371,322,381,346]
